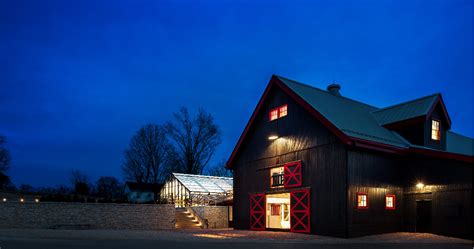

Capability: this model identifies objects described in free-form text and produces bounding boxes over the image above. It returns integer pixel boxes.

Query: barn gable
[227,75,472,168]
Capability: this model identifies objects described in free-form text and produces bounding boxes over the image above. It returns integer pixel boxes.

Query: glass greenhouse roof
[173,173,233,193]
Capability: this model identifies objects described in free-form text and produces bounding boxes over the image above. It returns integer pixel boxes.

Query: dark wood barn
[226,75,472,239]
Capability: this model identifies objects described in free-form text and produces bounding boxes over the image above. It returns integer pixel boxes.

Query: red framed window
[269,108,279,121]
[385,194,396,210]
[284,161,302,188]
[357,193,368,209]
[278,104,288,118]
[269,104,288,121]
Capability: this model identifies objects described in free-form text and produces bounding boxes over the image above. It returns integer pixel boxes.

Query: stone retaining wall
[191,206,229,228]
[0,202,175,230]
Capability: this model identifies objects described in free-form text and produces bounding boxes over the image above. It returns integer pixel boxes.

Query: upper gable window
[431,120,441,141]
[269,104,288,121]
[269,109,279,121]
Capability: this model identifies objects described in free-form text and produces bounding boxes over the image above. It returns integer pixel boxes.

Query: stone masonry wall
[0,202,175,230]
[191,206,229,228]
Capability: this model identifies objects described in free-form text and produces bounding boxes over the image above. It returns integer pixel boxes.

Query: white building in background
[124,182,162,203]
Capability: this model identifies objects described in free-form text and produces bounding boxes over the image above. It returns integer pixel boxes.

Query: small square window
[269,104,288,121]
[385,194,396,210]
[279,105,288,118]
[269,108,279,121]
[357,193,368,209]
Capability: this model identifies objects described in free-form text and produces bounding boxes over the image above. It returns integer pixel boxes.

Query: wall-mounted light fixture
[2,198,6,202]
[35,198,39,203]
[416,182,425,189]
[268,135,279,140]
[20,198,24,203]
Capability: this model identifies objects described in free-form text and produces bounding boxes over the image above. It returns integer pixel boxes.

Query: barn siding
[347,149,403,237]
[402,156,472,239]
[231,80,472,239]
[232,86,347,237]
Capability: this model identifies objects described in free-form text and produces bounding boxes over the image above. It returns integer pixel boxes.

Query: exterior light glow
[2,198,6,202]
[35,198,39,203]
[20,198,24,202]
[416,182,424,189]
[268,135,279,140]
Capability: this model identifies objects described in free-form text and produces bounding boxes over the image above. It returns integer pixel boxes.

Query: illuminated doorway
[266,193,290,229]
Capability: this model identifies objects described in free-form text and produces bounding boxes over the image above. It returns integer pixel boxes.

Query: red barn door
[250,193,266,230]
[290,189,310,233]
[284,161,302,188]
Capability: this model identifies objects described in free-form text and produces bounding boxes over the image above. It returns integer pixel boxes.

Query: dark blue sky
[1,0,472,187]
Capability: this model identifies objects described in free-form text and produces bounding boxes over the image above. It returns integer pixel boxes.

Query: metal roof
[173,173,233,193]
[372,94,439,125]
[277,76,410,148]
[446,131,474,156]
[275,75,473,156]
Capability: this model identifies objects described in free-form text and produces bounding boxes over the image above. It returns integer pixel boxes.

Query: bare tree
[70,169,90,195]
[122,148,145,183]
[122,124,169,184]
[96,176,122,200]
[0,135,11,174]
[165,107,221,175]
[205,159,233,177]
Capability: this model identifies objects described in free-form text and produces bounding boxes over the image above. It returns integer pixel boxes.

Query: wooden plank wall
[232,86,348,237]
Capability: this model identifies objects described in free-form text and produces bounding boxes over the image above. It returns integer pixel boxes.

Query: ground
[0,229,471,249]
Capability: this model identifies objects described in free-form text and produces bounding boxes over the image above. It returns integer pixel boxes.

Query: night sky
[1,0,472,187]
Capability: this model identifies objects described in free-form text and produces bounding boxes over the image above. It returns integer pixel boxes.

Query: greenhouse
[160,173,233,207]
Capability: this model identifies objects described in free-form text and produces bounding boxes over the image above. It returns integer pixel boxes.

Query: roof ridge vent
[327,83,341,96]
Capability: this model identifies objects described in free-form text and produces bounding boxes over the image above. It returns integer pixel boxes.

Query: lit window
[357,193,368,209]
[269,108,279,121]
[269,104,288,121]
[431,120,440,141]
[270,167,284,187]
[385,194,395,210]
[279,105,287,118]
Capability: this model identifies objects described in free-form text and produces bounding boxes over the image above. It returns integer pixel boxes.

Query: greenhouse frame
[160,173,233,207]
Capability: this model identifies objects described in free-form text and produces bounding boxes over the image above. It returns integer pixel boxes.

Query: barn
[226,75,472,239]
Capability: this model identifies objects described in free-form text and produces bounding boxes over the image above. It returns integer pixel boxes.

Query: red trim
[356,193,369,209]
[278,104,288,118]
[284,161,302,188]
[409,147,473,163]
[226,79,275,168]
[385,194,396,210]
[226,76,471,168]
[226,76,350,168]
[383,116,425,130]
[250,193,266,230]
[426,95,451,129]
[290,189,310,233]
[269,107,279,121]
[274,78,351,144]
[350,137,405,155]
[269,104,288,121]
[350,136,473,163]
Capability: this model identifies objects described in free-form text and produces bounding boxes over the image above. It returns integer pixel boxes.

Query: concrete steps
[175,208,202,229]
